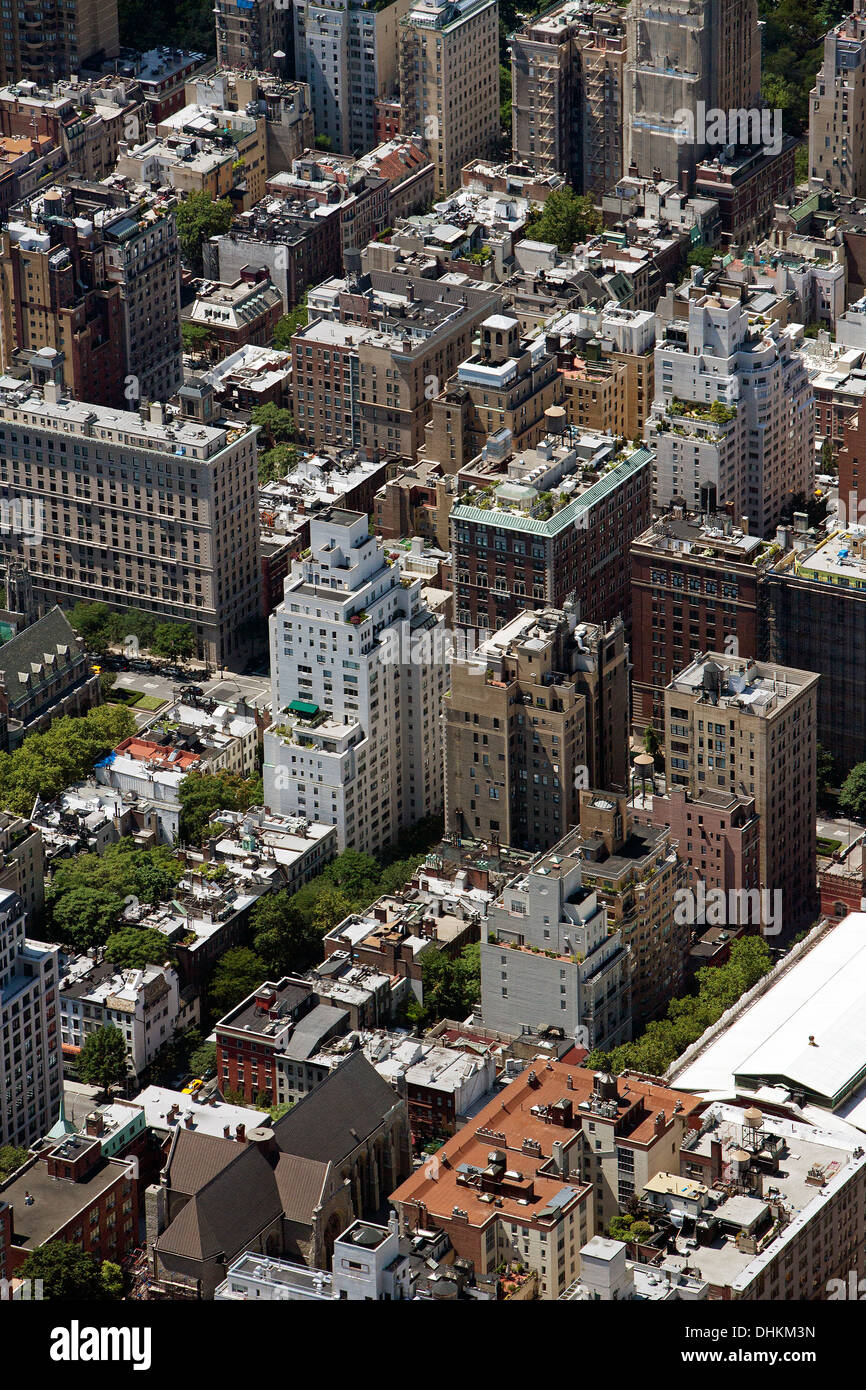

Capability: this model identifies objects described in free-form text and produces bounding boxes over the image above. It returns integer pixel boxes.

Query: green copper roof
[46,1094,77,1140]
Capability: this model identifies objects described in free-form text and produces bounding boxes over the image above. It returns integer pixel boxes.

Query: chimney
[236,1123,246,1143]
[184,1113,195,1129]
[85,1112,105,1138]
[740,516,749,535]
[223,1124,231,1138]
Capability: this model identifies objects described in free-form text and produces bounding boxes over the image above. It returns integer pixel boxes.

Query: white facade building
[59,957,190,1081]
[646,290,814,536]
[263,508,447,854]
[0,889,62,1148]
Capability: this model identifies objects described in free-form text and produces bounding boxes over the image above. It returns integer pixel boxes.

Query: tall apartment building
[809,12,866,197]
[0,0,119,87]
[630,501,772,737]
[480,828,631,1048]
[444,606,629,851]
[574,791,688,1029]
[665,653,819,931]
[263,508,447,855]
[293,0,410,156]
[625,0,761,185]
[0,365,260,667]
[449,429,652,633]
[631,785,760,923]
[214,0,291,71]
[763,522,866,774]
[510,1,625,197]
[645,290,814,538]
[399,0,499,199]
[291,271,501,458]
[0,180,182,408]
[0,888,61,1148]
[422,313,563,472]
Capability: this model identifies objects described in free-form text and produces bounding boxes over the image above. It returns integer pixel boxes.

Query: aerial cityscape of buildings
[0,0,863,1349]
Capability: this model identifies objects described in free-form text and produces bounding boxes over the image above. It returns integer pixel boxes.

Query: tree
[175,191,233,271]
[273,296,308,350]
[820,437,837,475]
[642,725,660,759]
[250,892,323,976]
[251,403,296,448]
[0,1143,28,1181]
[181,322,212,355]
[189,1041,217,1077]
[178,768,261,844]
[77,1025,129,1093]
[524,187,601,253]
[839,762,866,823]
[0,704,136,816]
[258,442,298,485]
[18,1243,104,1301]
[46,841,184,952]
[151,622,195,660]
[100,1261,125,1300]
[105,927,176,971]
[208,947,268,1019]
[311,886,352,934]
[315,133,333,151]
[687,244,715,272]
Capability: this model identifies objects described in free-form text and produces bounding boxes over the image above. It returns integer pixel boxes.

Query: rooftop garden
[667,398,737,424]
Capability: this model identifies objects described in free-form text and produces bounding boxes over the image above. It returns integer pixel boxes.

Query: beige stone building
[444,606,629,853]
[399,0,500,199]
[809,12,866,197]
[665,653,819,932]
[0,366,260,667]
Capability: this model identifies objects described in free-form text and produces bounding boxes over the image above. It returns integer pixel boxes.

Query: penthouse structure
[185,71,314,173]
[263,508,447,855]
[510,1,626,197]
[444,607,629,851]
[421,313,563,472]
[630,500,774,737]
[449,427,652,632]
[645,290,814,538]
[0,179,182,407]
[480,829,630,1047]
[399,0,500,199]
[665,653,819,932]
[0,368,260,668]
[0,888,61,1148]
[184,268,283,360]
[391,1063,702,1295]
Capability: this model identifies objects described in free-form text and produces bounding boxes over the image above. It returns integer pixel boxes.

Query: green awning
[288,700,320,717]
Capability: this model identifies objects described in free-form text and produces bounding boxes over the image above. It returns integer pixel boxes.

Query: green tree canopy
[258,442,299,485]
[273,296,308,350]
[0,1143,29,1181]
[175,191,233,270]
[18,1243,106,1301]
[208,946,269,1020]
[0,705,136,816]
[250,892,324,977]
[525,188,602,254]
[104,927,177,971]
[839,762,866,823]
[78,1025,129,1092]
[178,768,262,844]
[152,622,195,660]
[251,403,296,448]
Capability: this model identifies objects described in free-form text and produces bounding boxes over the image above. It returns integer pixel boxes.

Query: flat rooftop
[671,914,866,1111]
[4,1151,130,1250]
